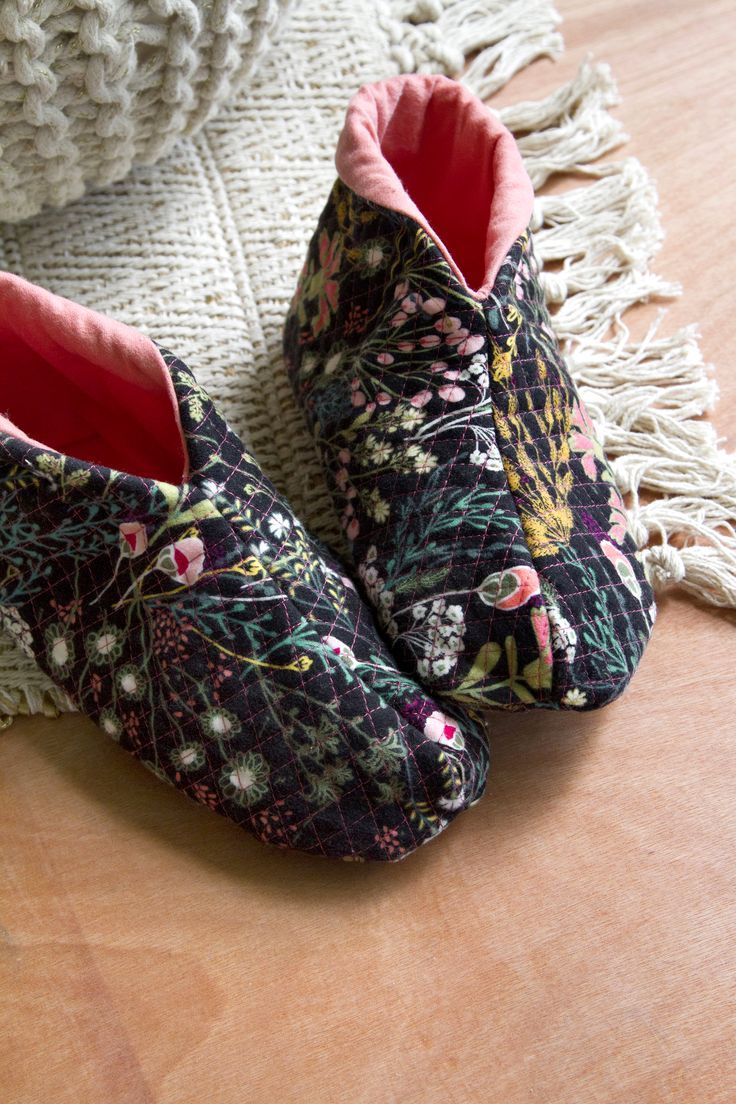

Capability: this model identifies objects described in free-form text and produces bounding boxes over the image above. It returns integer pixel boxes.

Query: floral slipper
[284,74,656,713]
[0,272,489,861]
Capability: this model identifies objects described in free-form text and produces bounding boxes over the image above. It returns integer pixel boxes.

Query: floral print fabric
[284,181,656,712]
[0,350,488,861]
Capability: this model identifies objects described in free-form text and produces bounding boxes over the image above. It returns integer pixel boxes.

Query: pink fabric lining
[0,272,188,484]
[335,74,534,298]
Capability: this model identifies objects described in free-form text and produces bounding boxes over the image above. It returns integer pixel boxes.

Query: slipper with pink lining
[0,272,488,861]
[284,74,655,714]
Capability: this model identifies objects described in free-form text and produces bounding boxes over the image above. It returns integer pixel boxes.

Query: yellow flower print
[494,350,575,558]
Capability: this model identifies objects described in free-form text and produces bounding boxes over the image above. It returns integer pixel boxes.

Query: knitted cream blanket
[1,0,734,717]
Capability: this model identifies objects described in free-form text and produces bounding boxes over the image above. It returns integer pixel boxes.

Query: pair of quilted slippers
[0,75,654,862]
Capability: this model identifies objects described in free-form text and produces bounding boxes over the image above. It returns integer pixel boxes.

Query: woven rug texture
[1,0,733,716]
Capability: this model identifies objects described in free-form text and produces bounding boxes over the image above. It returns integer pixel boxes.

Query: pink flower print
[430,362,449,373]
[570,428,598,479]
[119,522,148,558]
[419,334,441,348]
[569,399,603,480]
[49,597,82,625]
[374,825,404,859]
[480,566,541,610]
[530,607,554,667]
[456,333,485,356]
[376,352,394,366]
[322,635,358,670]
[335,467,350,490]
[424,710,465,751]
[311,229,341,336]
[514,269,525,300]
[375,392,391,406]
[122,710,143,748]
[397,341,415,352]
[601,539,642,598]
[445,328,471,347]
[338,448,351,464]
[341,500,360,540]
[344,303,370,336]
[89,672,103,703]
[393,280,409,299]
[438,385,466,402]
[435,316,462,334]
[410,390,433,408]
[421,297,447,315]
[350,377,367,407]
[607,485,629,543]
[157,536,205,586]
[401,294,421,314]
[250,799,297,849]
[192,782,219,810]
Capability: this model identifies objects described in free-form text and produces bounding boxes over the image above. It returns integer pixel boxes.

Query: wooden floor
[2,2,734,1101]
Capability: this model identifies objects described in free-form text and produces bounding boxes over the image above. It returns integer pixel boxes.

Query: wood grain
[1,2,735,1101]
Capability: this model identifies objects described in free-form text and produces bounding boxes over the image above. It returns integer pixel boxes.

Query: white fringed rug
[1,0,734,717]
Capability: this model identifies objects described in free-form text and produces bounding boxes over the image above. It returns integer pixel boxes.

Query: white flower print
[170,743,206,772]
[201,479,225,499]
[399,406,424,431]
[562,688,587,708]
[324,351,343,375]
[202,707,239,739]
[267,512,291,541]
[404,444,438,474]
[85,624,123,665]
[365,488,390,523]
[367,439,393,466]
[361,242,386,271]
[469,445,503,472]
[250,539,271,560]
[220,752,270,806]
[432,656,454,678]
[547,604,577,663]
[438,794,468,812]
[99,708,122,741]
[300,352,318,377]
[116,664,143,699]
[409,598,466,683]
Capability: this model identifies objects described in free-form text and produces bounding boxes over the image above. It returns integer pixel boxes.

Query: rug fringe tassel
[508,55,736,609]
[532,159,681,339]
[0,673,76,721]
[382,0,563,96]
[569,319,736,607]
[500,61,626,187]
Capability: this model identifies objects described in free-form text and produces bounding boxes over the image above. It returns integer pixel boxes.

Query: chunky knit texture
[0,0,295,221]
